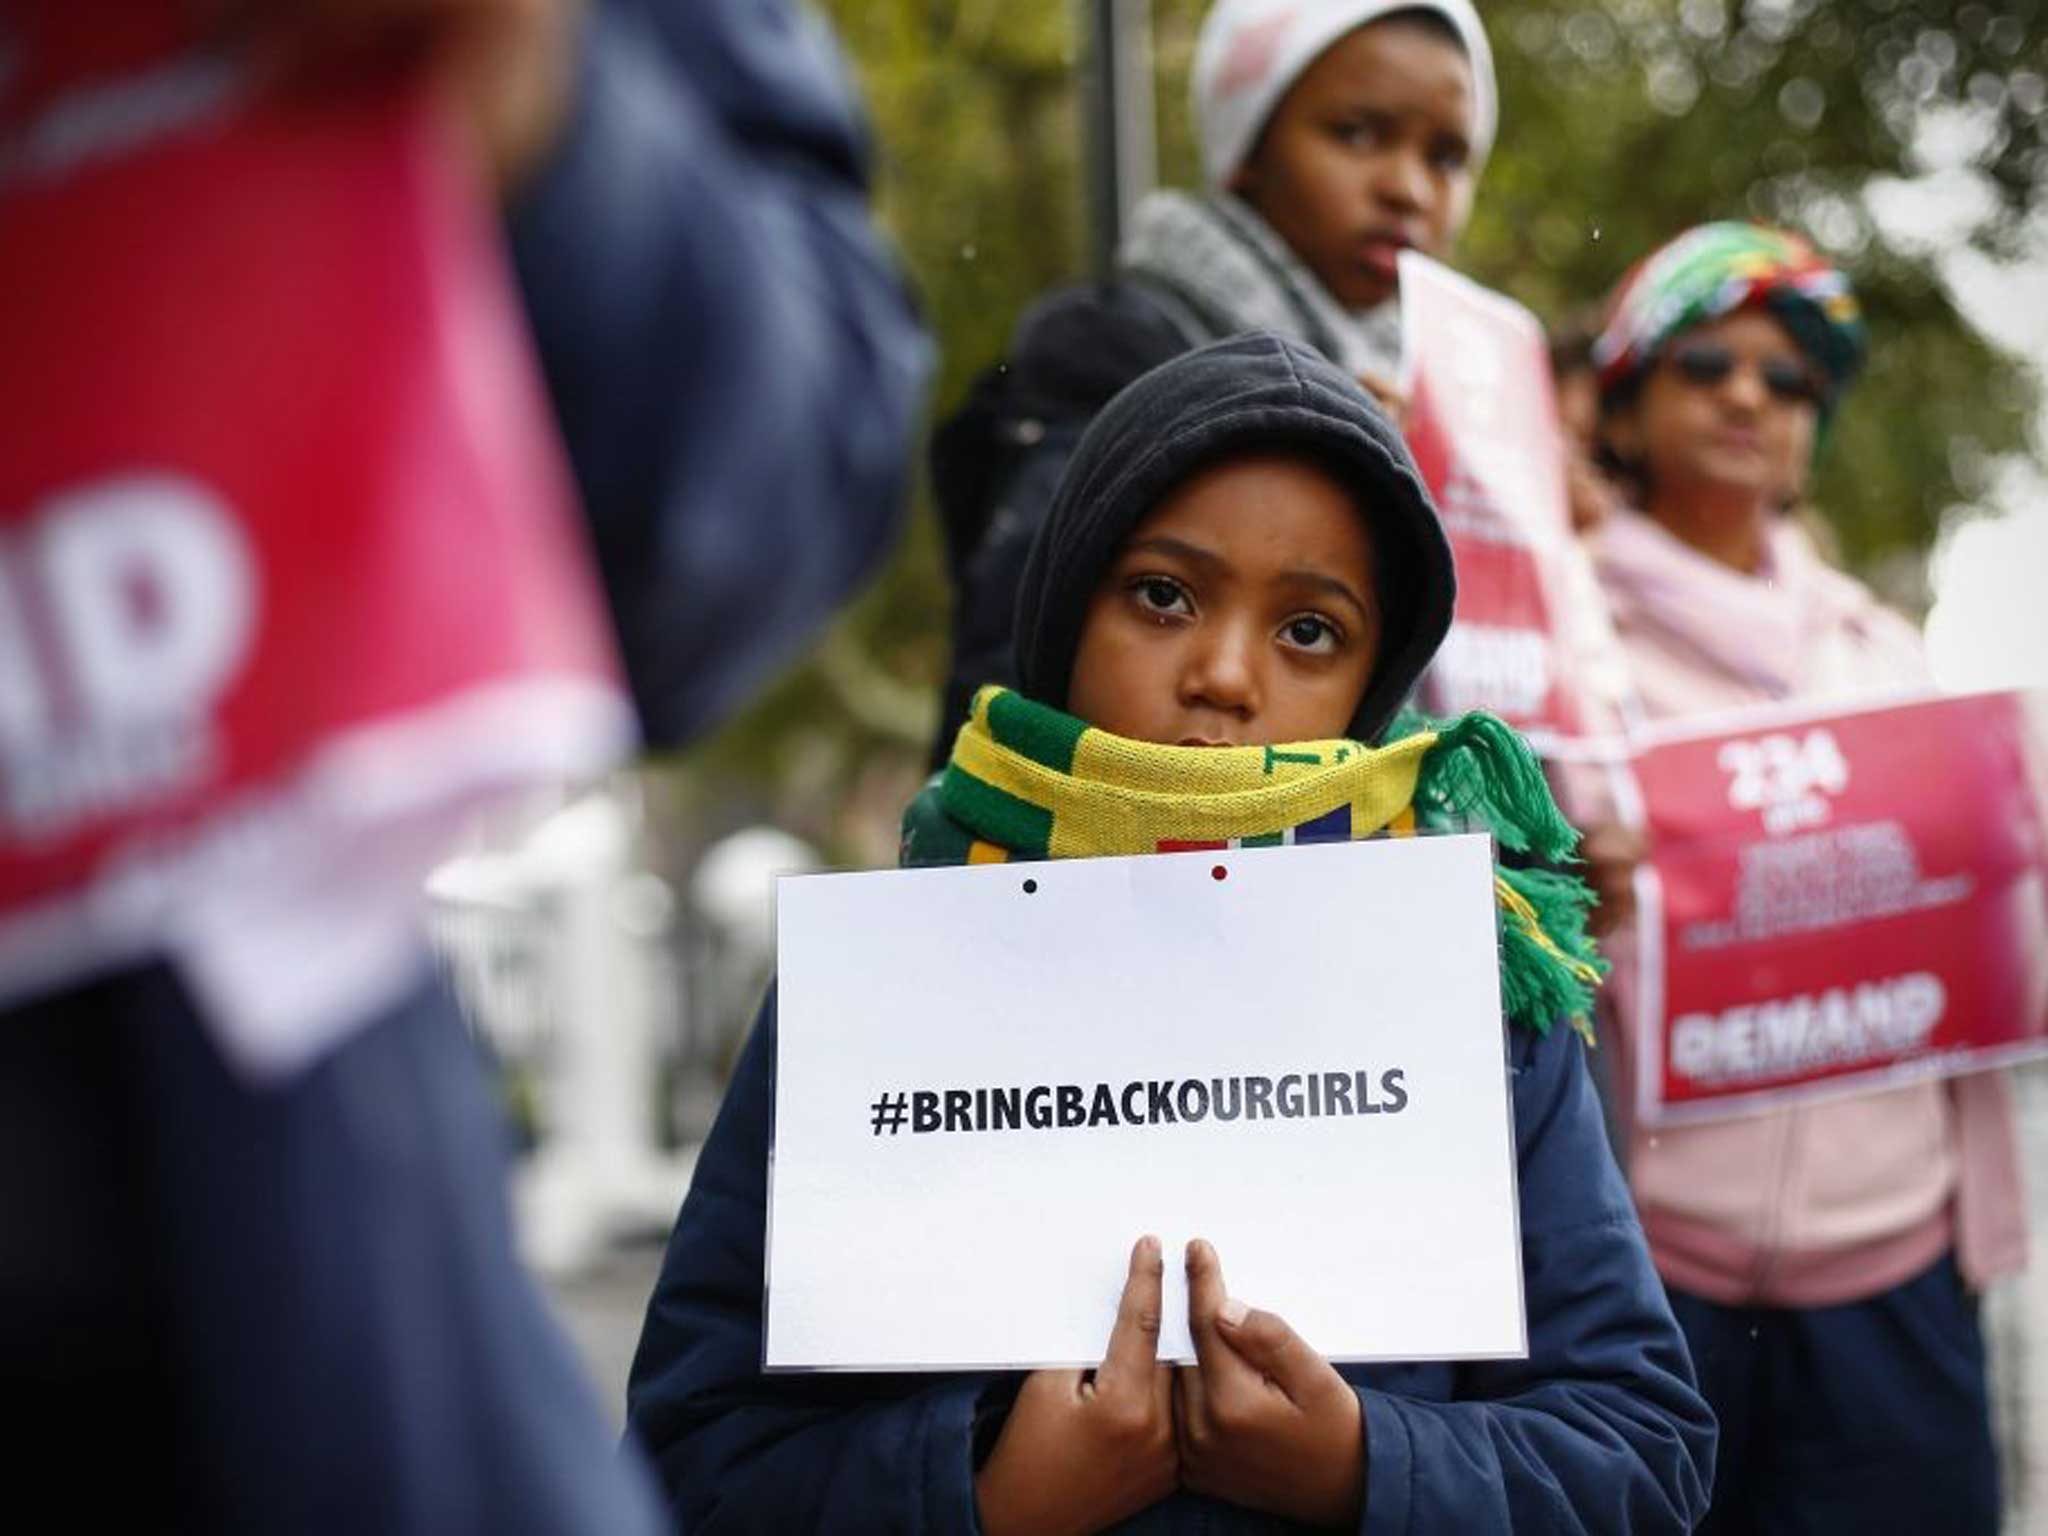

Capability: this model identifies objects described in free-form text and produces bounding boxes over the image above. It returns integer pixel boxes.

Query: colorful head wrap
[1591,222,1866,414]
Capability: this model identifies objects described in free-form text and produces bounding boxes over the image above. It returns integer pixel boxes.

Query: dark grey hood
[1010,330,1456,741]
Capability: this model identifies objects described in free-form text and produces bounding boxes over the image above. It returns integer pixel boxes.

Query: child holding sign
[626,333,1713,1533]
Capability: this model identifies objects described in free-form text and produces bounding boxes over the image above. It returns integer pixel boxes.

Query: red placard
[1398,254,1583,743]
[1631,691,2048,1125]
[0,42,632,1066]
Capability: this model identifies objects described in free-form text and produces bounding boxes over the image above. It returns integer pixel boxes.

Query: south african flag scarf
[901,687,1606,1040]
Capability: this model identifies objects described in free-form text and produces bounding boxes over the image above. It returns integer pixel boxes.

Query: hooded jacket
[625,340,1716,1535]
[1011,330,1454,744]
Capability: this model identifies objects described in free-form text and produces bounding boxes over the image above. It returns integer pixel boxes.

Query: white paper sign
[767,834,1525,1371]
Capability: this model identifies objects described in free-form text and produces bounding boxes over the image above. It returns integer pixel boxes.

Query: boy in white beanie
[932,0,1496,759]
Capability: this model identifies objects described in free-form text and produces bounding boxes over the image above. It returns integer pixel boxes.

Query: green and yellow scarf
[902,687,1605,1041]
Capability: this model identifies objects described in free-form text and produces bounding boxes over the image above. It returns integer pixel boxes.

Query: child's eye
[1330,117,1382,149]
[1129,575,1193,619]
[1429,138,1471,173]
[1280,614,1341,654]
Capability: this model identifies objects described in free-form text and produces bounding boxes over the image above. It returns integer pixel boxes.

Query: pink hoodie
[1585,507,2027,1306]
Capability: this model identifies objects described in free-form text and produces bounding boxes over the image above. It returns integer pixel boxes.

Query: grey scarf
[1118,190,1404,383]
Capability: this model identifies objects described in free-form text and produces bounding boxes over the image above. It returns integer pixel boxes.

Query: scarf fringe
[1409,711,1582,864]
[1399,709,1603,1041]
[1495,868,1607,1047]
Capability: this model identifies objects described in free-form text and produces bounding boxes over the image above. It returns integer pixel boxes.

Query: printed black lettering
[1088,1083,1120,1127]
[992,1087,1021,1130]
[1122,1080,1148,1125]
[1243,1075,1274,1120]
[1276,1073,1305,1117]
[1026,1086,1053,1129]
[944,1089,973,1133]
[1324,1071,1354,1116]
[876,1067,1397,1140]
[1057,1083,1086,1128]
[1211,1076,1243,1121]
[1356,1069,1381,1114]
[1147,1080,1178,1124]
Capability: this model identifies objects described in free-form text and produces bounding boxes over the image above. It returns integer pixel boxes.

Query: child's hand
[1174,1238,1365,1527]
[973,1235,1176,1536]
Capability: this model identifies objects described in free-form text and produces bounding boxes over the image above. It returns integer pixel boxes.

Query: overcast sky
[1859,107,2048,690]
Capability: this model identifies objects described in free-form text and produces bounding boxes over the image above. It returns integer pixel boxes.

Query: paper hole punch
[1022,878,1038,894]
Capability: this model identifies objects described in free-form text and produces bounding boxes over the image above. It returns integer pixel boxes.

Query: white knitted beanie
[1192,0,1498,190]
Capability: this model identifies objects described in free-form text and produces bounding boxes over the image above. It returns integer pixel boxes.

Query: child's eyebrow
[1123,534,1222,571]
[1280,569,1374,623]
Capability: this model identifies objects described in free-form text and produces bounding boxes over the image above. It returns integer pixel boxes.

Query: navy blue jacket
[627,994,1716,1532]
[509,0,930,746]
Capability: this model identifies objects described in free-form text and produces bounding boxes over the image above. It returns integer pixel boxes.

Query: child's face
[1066,453,1381,747]
[1602,309,1821,512]
[1230,18,1476,312]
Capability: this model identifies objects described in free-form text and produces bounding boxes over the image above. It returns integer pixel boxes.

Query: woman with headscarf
[1587,221,2027,1534]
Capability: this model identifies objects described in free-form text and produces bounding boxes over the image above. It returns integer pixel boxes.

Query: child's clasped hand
[973,1234,1366,1536]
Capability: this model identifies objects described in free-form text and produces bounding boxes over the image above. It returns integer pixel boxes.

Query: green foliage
[678,0,2045,836]
[1455,0,2045,572]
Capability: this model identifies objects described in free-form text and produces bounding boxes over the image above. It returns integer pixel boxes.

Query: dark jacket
[626,990,1716,1532]
[510,0,930,747]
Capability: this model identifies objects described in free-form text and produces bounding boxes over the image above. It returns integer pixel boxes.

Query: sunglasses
[1665,341,1823,405]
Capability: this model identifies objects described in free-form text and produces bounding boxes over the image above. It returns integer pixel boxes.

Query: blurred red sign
[1398,253,1583,743]
[0,50,630,1060]
[1631,691,2048,1125]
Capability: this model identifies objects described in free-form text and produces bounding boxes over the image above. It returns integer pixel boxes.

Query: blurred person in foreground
[1586,221,2024,1534]
[0,0,925,1528]
[929,0,1497,763]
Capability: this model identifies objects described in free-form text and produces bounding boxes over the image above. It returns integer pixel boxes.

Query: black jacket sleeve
[508,0,930,745]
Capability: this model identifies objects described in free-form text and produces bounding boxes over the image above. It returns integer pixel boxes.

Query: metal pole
[1081,0,1157,283]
